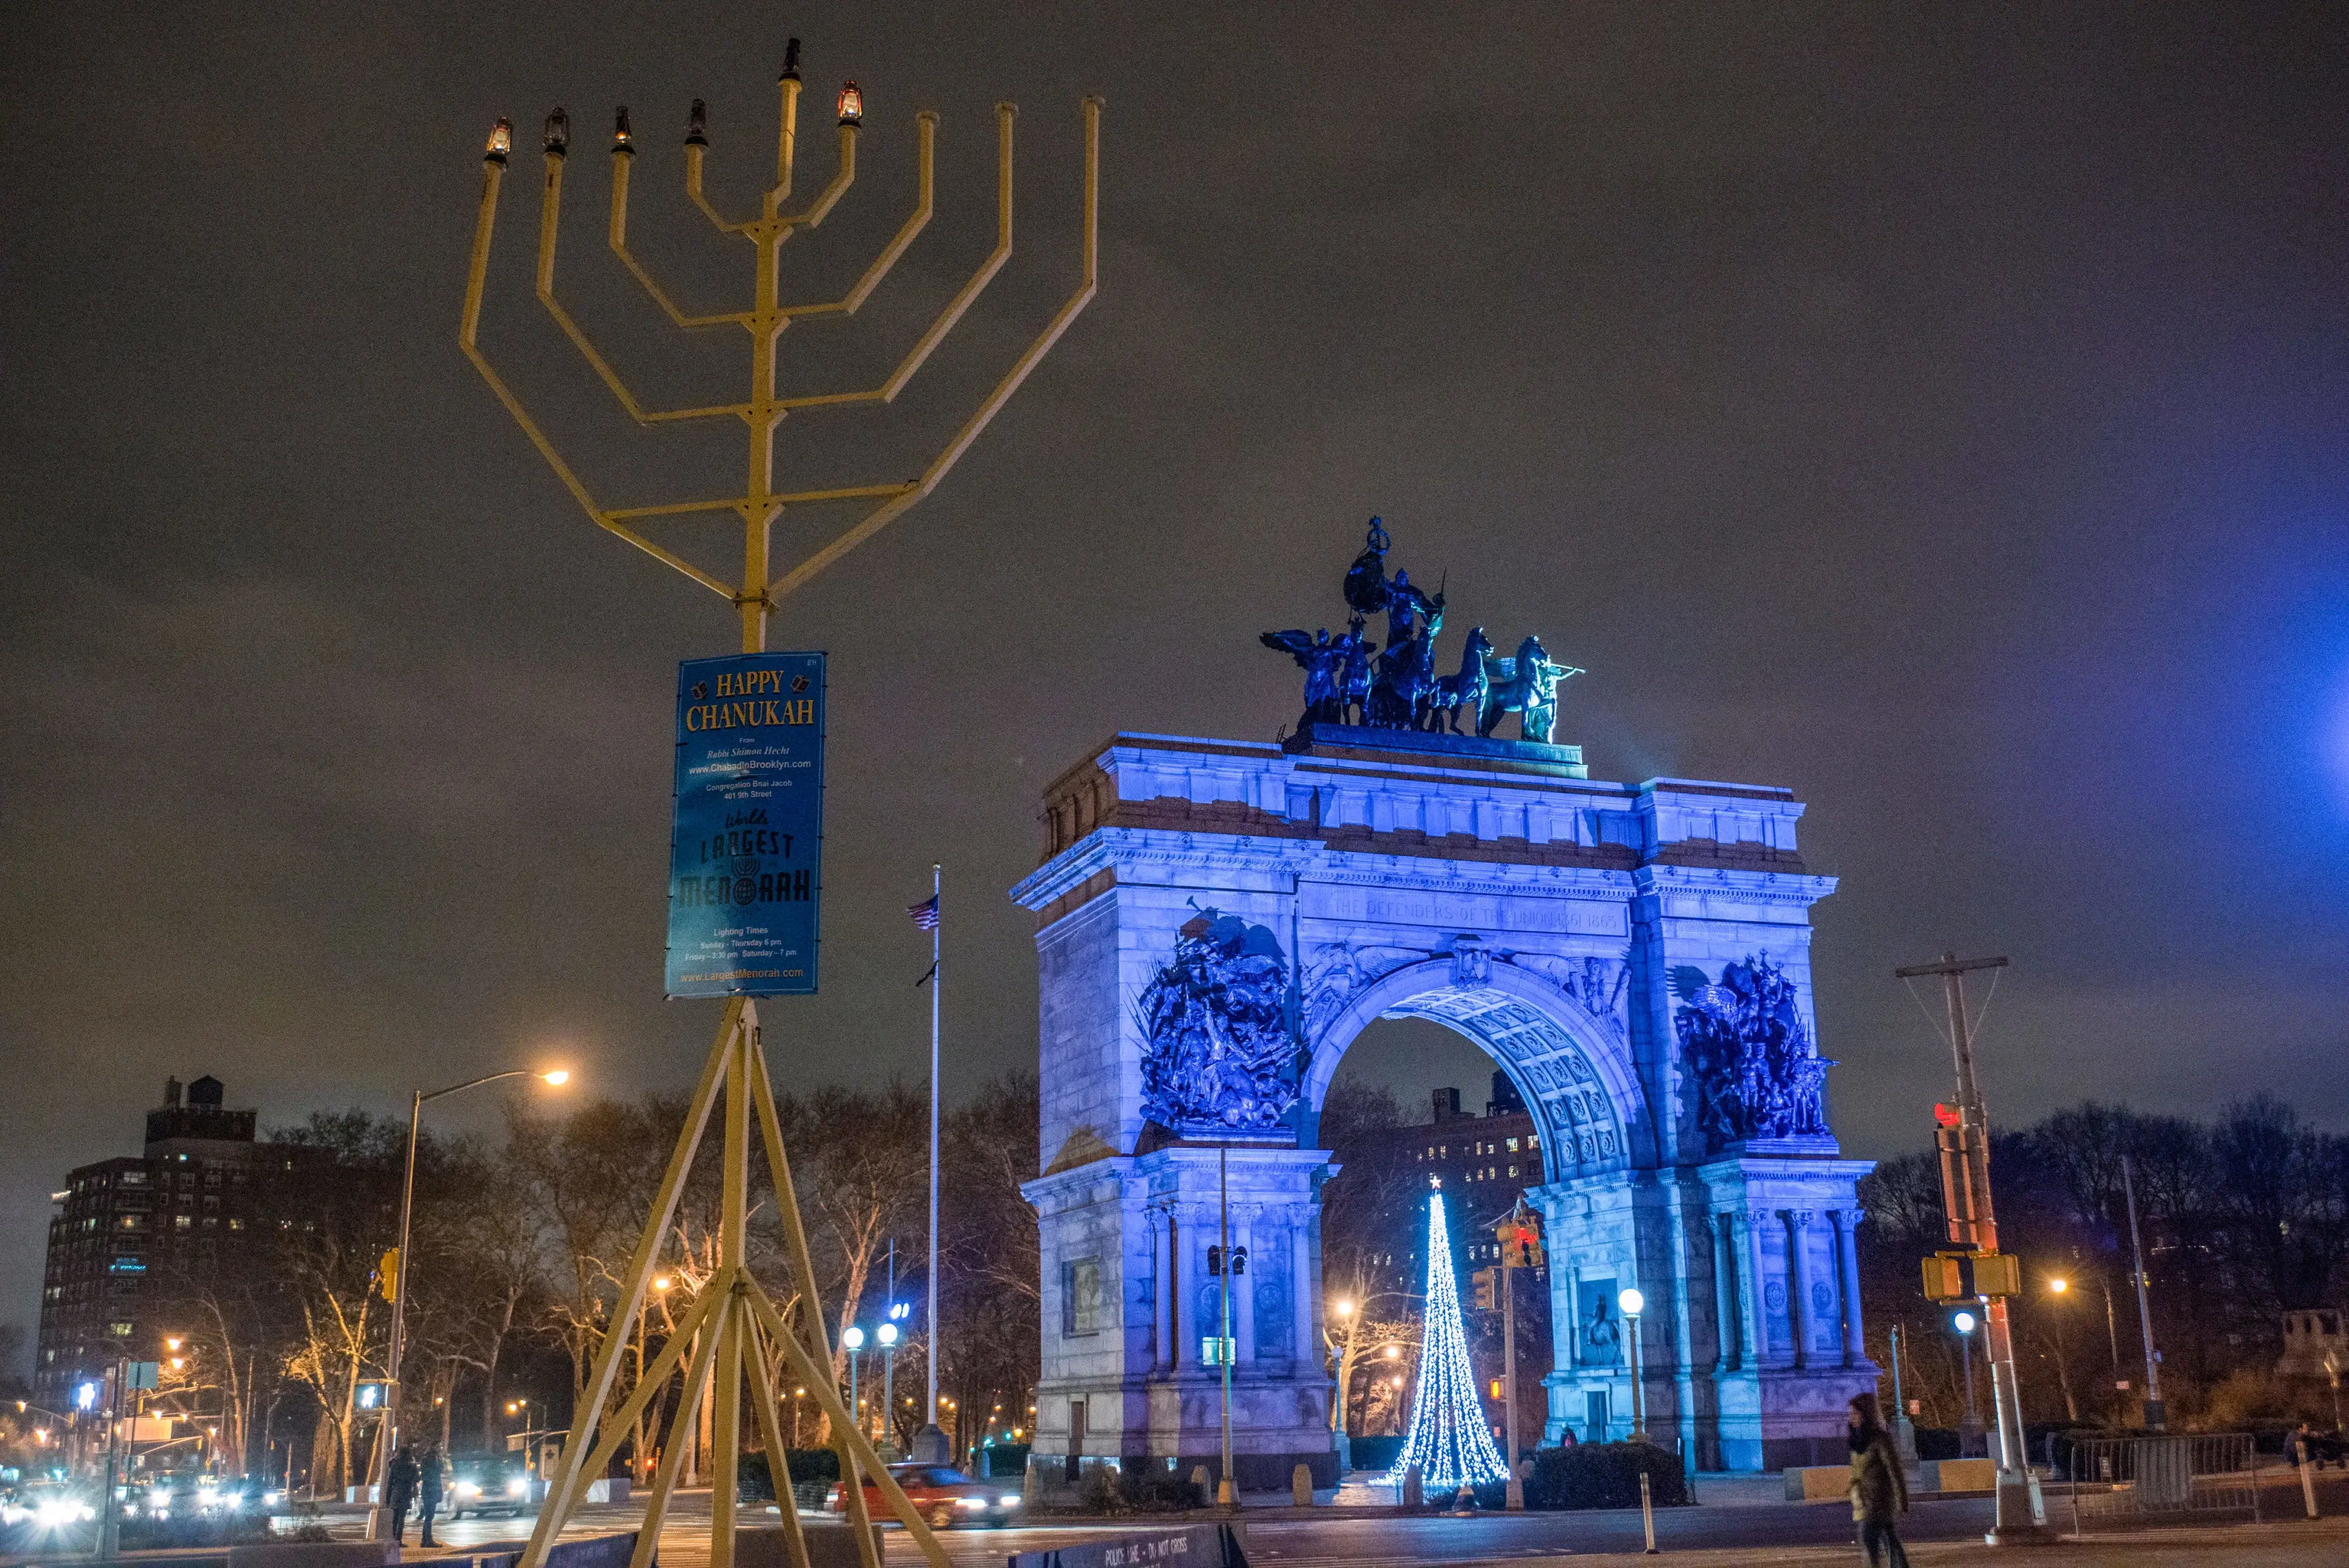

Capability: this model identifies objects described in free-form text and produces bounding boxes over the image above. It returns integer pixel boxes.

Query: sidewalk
[1437,1517,2349,1566]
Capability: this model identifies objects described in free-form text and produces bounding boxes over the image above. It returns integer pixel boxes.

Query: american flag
[907,895,940,930]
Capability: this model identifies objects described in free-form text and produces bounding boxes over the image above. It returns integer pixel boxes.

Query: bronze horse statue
[1428,628,1493,735]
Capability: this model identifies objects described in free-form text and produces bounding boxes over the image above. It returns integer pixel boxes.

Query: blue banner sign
[665,653,824,998]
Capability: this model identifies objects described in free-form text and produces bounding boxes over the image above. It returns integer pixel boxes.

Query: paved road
[144,1468,2349,1568]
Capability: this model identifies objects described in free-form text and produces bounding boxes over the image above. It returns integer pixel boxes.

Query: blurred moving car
[825,1464,1021,1530]
[1,1480,98,1531]
[448,1453,533,1520]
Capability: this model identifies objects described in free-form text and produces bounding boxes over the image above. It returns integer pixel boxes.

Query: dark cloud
[5,1,2348,1342]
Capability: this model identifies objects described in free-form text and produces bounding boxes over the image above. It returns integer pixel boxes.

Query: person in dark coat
[1847,1392,1909,1567]
[417,1445,448,1548]
[385,1444,420,1546]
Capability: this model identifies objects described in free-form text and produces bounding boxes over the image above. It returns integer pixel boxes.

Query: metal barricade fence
[2061,1434,2258,1533]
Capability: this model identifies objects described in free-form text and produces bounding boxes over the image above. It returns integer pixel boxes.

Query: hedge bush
[974,1443,1030,1479]
[1516,1441,1691,1511]
[737,1448,842,1502]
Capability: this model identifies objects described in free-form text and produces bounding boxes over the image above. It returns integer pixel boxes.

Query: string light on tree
[1383,1192,1511,1492]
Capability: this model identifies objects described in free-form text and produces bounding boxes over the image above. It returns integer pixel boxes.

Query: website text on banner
[666,652,825,998]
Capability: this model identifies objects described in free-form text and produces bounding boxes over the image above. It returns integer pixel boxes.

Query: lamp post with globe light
[1618,1289,1647,1441]
[1954,1311,1985,1457]
[842,1327,867,1444]
[876,1317,902,1458]
[367,1068,571,1542]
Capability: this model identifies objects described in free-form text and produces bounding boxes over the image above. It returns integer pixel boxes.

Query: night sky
[7,4,2349,1355]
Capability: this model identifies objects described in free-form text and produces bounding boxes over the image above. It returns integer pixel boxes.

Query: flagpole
[927,861,942,1437]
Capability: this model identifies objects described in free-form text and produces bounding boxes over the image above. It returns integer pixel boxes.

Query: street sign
[666,653,825,998]
[1198,1336,1236,1365]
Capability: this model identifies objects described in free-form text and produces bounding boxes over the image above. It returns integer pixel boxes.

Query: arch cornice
[1302,956,1651,1177]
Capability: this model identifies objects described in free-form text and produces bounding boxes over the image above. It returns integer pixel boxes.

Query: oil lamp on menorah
[451,38,1098,1568]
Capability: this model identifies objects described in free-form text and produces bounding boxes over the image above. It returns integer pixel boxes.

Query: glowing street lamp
[836,81,863,126]
[1618,1289,1647,1441]
[368,1066,571,1541]
[1954,1310,1985,1456]
[842,1325,867,1441]
[877,1316,902,1455]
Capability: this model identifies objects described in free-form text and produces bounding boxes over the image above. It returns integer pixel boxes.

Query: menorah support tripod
[454,48,1099,1568]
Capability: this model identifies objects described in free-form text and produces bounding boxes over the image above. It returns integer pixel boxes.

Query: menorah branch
[778,113,935,319]
[765,96,1101,602]
[775,123,857,230]
[610,142,749,330]
[776,104,1015,410]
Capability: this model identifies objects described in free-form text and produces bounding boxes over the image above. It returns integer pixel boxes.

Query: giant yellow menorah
[457,43,1099,1568]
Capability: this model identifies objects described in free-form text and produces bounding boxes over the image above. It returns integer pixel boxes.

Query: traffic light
[1231,1246,1248,1276]
[1471,1267,1498,1311]
[1206,1245,1223,1277]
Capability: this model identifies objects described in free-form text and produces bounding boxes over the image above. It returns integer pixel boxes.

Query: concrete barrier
[1783,1456,2002,1503]
[1922,1458,1997,1494]
[735,1523,884,1568]
[583,1478,630,1505]
[226,1542,397,1568]
[1783,1465,1851,1503]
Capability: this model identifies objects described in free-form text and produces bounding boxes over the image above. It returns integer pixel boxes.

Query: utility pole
[1896,950,2045,1543]
[1492,1199,1539,1511]
[2122,1157,2163,1428]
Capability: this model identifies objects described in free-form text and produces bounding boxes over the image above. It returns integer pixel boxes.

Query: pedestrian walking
[1848,1392,1909,1568]
[418,1445,447,1548]
[386,1443,420,1546]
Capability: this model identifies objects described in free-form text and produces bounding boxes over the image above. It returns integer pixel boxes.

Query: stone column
[1235,1210,1259,1362]
[1154,1209,1174,1372]
[1785,1211,1815,1371]
[1292,1214,1316,1378]
[1711,1213,1741,1371]
[1833,1209,1865,1369]
[1744,1210,1773,1366]
[1173,1210,1195,1372]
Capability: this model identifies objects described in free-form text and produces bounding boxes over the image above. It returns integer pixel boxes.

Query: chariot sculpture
[1262,518,1581,742]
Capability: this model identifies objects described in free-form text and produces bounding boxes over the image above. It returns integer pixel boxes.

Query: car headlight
[455,1482,481,1497]
[36,1499,75,1528]
[263,1492,282,1507]
[998,1494,1022,1507]
[506,1479,528,1497]
[955,1496,987,1509]
[198,1489,221,1507]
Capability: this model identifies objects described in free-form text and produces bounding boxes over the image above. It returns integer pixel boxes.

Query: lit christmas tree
[1384,1190,1511,1491]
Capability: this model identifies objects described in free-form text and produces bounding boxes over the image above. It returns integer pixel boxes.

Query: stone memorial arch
[1013,728,1876,1481]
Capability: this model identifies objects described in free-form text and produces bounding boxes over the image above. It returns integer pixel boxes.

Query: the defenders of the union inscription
[1261,518,1582,741]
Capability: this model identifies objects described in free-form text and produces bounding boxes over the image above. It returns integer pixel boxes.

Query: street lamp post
[2046,1278,2078,1422]
[1618,1289,1646,1442]
[1330,1299,1355,1475]
[1888,1324,1918,1464]
[842,1327,866,1445]
[1954,1312,1984,1458]
[877,1320,902,1458]
[367,1068,568,1542]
